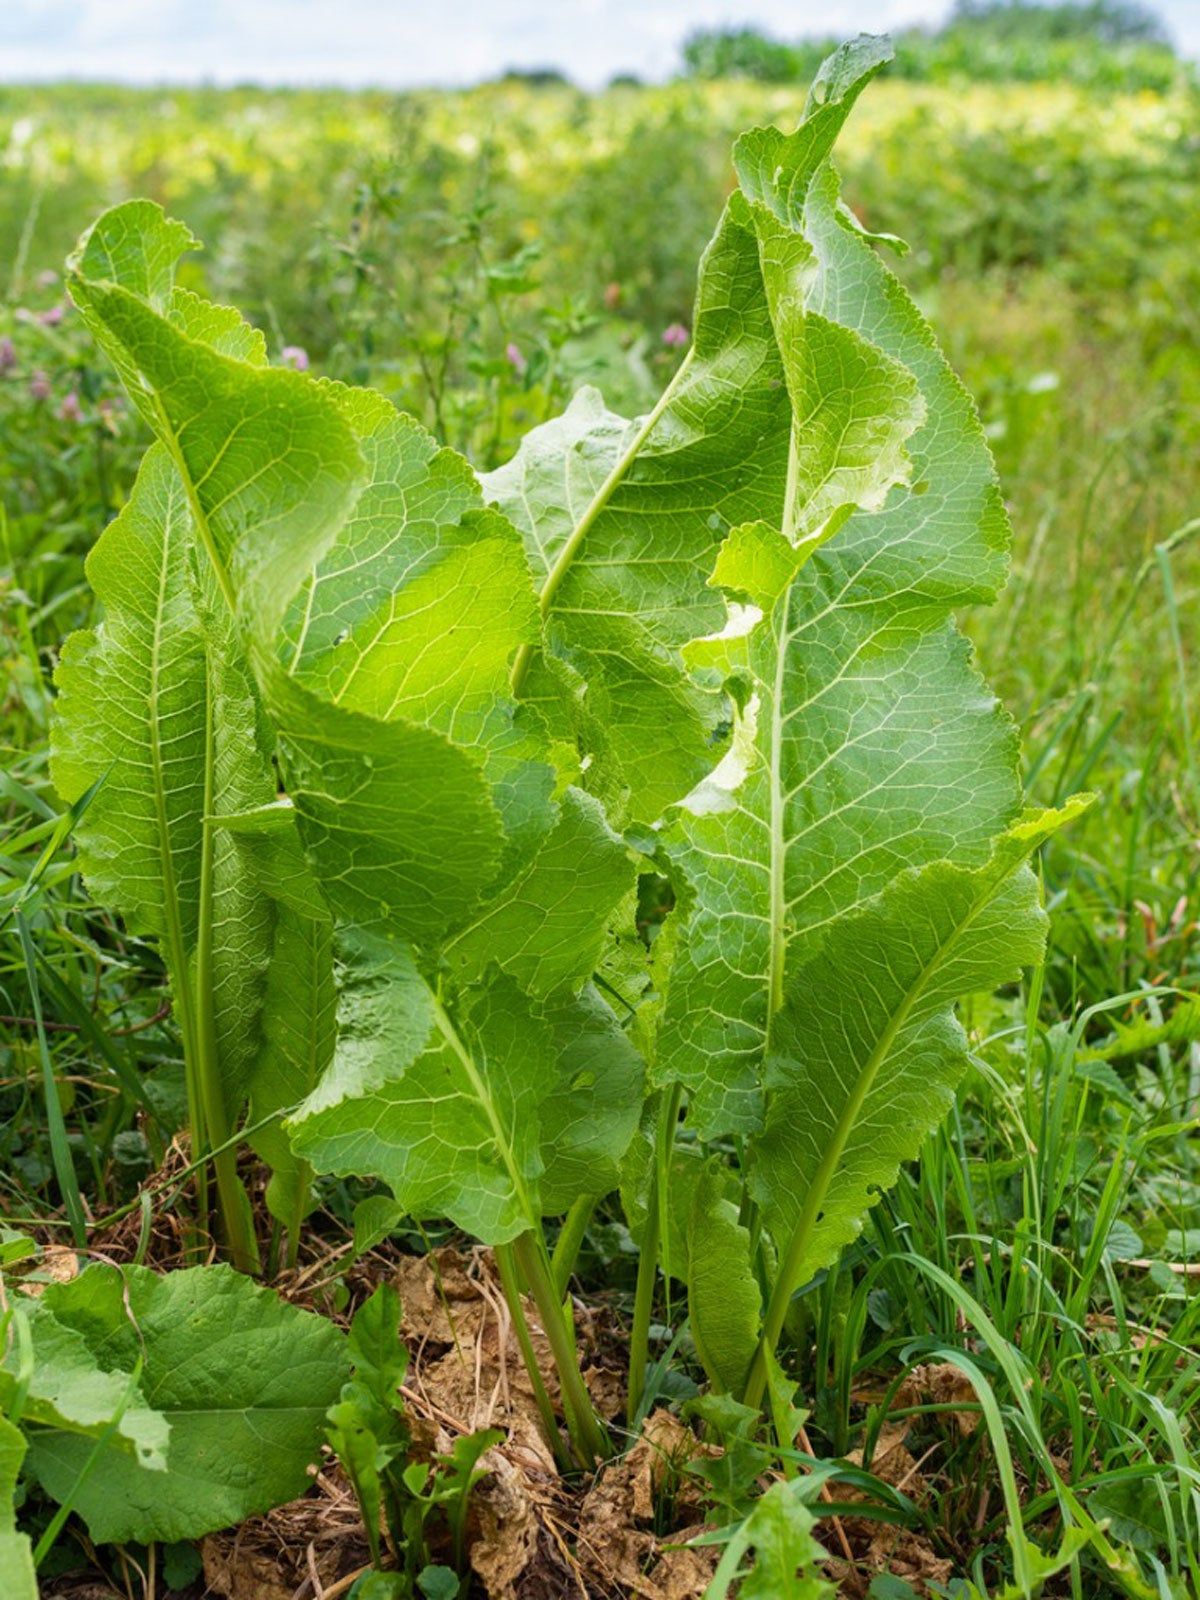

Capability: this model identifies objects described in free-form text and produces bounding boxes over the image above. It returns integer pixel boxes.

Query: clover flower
[280,345,309,370]
[662,322,690,348]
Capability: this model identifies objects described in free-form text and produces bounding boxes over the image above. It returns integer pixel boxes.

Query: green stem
[627,1084,682,1425]
[264,1220,281,1282]
[514,1230,609,1466]
[626,1196,661,1429]
[494,1242,571,1471]
[426,997,606,1463]
[284,1157,314,1272]
[552,1194,597,1298]
[509,349,695,696]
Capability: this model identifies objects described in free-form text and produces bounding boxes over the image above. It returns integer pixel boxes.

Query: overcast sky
[3,0,1196,88]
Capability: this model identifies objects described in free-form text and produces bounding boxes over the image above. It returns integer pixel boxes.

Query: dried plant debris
[201,1468,368,1600]
[854,1361,982,1437]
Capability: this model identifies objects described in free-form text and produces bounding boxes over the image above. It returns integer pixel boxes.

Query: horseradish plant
[56,36,1078,1460]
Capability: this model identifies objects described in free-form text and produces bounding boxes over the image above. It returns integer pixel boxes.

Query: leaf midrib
[430,993,538,1234]
[144,479,202,1094]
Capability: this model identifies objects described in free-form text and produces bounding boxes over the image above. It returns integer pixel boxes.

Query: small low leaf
[353,1195,406,1258]
[688,1168,762,1395]
[713,1478,832,1599]
[347,1284,409,1409]
[26,1265,348,1544]
[0,1300,167,1470]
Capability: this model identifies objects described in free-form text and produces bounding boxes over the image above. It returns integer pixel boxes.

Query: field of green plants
[1,24,1198,1600]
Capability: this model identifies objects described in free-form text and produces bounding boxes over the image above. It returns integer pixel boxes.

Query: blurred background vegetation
[683,0,1191,91]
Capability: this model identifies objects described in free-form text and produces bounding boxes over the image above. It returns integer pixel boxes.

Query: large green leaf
[536,982,646,1213]
[280,389,554,872]
[291,966,545,1243]
[52,241,333,1252]
[751,803,1087,1339]
[655,38,1023,1137]
[69,209,360,626]
[51,447,205,963]
[26,1265,348,1544]
[441,788,633,998]
[49,445,279,1257]
[482,197,794,824]
[48,432,320,1254]
[263,667,506,944]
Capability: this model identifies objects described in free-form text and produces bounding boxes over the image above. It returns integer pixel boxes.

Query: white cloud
[1,0,1195,86]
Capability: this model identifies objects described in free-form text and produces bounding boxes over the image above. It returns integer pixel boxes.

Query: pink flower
[662,322,690,349]
[59,390,82,423]
[38,305,65,327]
[280,345,309,370]
[29,370,51,400]
[37,269,58,289]
[505,342,527,376]
[0,337,16,373]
